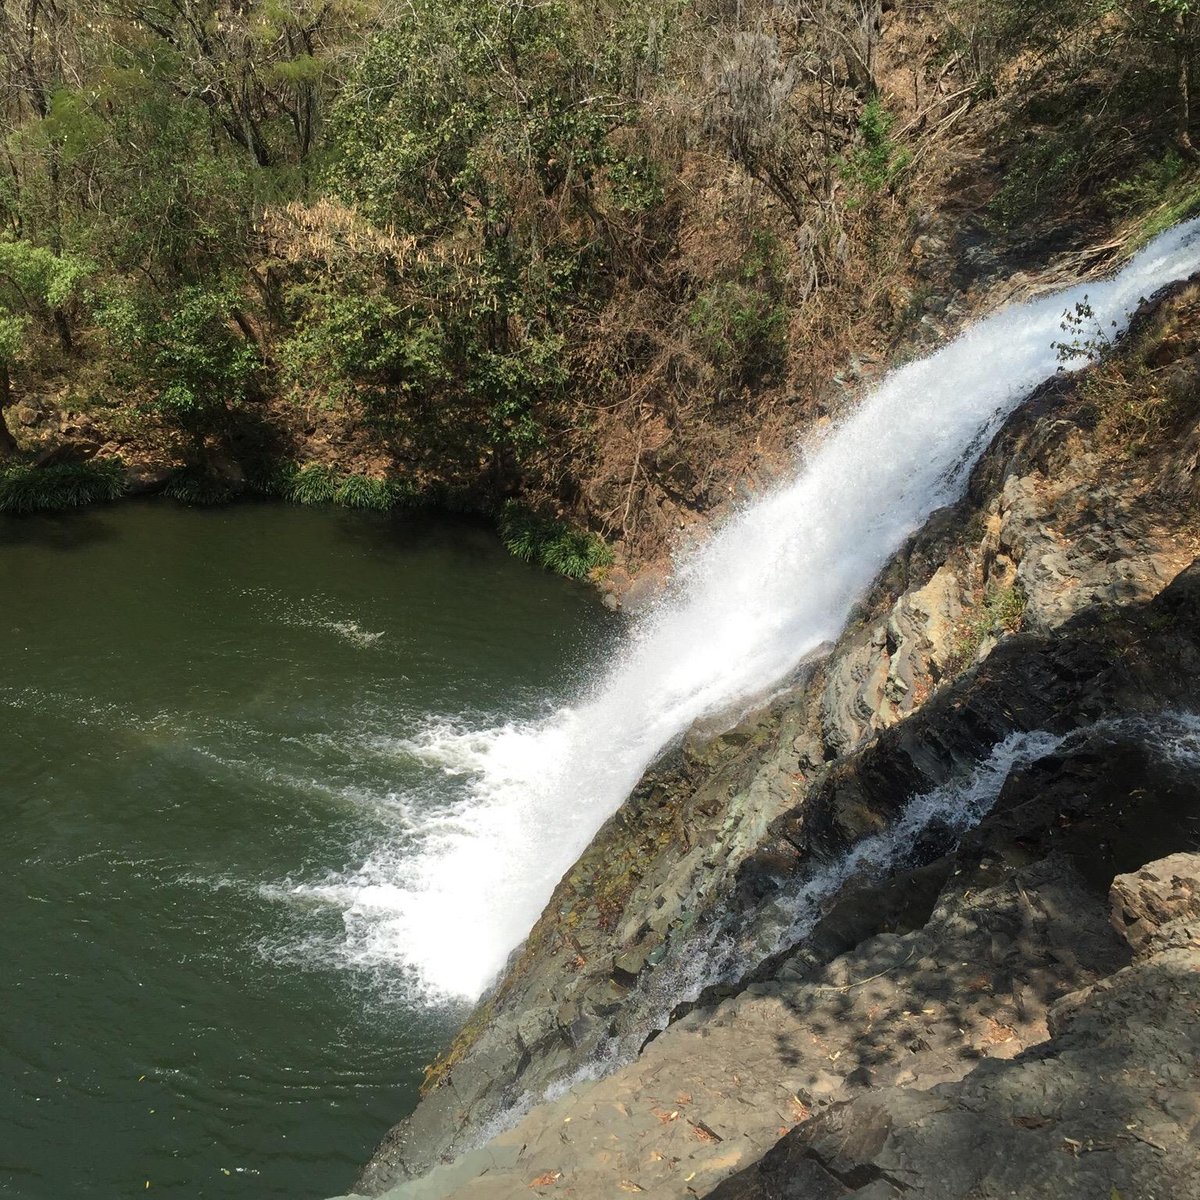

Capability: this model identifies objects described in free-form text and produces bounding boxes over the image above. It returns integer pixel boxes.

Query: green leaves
[0,311,30,365]
[287,463,339,504]
[95,282,261,441]
[42,88,108,162]
[0,240,96,312]
[333,474,396,509]
[687,232,789,388]
[839,97,912,201]
[260,462,417,511]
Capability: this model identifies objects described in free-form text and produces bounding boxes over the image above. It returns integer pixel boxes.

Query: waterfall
[293,219,1200,1003]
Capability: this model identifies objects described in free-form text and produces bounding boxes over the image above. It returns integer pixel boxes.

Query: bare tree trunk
[52,306,72,353]
[1176,13,1200,162]
[0,364,19,455]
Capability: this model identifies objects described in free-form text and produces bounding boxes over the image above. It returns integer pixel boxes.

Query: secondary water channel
[0,501,616,1199]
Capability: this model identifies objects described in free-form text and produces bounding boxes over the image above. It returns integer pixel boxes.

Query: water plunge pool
[0,500,615,1199]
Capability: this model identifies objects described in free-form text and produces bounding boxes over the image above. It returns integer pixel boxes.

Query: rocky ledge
[340,281,1200,1200]
[712,851,1200,1200]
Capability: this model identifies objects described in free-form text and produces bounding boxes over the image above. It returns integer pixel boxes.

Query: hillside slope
[4,0,1200,577]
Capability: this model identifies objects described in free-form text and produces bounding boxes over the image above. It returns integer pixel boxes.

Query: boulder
[1110,852,1200,956]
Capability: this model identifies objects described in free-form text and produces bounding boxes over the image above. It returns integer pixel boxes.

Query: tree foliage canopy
[1,0,1198,558]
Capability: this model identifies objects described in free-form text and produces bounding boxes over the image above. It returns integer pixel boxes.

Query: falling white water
[285,219,1200,1002]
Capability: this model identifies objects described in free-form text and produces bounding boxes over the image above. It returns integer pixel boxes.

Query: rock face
[709,853,1200,1200]
[1110,853,1200,953]
[343,723,1200,1200]
[346,286,1200,1200]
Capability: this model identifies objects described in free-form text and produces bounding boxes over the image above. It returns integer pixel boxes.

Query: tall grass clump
[333,474,395,510]
[0,459,126,514]
[246,460,300,498]
[287,463,338,504]
[250,460,418,510]
[162,465,234,505]
[498,501,613,579]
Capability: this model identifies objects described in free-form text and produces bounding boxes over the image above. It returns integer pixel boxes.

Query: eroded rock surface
[350,857,1123,1200]
[710,853,1200,1200]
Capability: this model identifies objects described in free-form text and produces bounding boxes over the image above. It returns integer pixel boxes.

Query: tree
[1139,0,1200,161]
[98,283,261,460]
[0,239,91,455]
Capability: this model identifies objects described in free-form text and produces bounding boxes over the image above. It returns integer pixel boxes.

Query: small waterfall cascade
[298,219,1200,1002]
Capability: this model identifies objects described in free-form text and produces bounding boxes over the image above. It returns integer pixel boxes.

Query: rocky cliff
[339,278,1200,1200]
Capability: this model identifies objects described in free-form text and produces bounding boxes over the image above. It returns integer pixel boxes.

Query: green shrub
[688,281,788,382]
[1052,296,1115,365]
[1105,152,1200,247]
[249,460,423,509]
[470,333,568,462]
[687,229,789,386]
[989,136,1085,229]
[950,583,1028,673]
[96,283,260,446]
[839,97,912,200]
[0,458,126,514]
[604,155,665,214]
[1105,152,1189,215]
[287,463,338,505]
[498,500,613,578]
[246,460,300,498]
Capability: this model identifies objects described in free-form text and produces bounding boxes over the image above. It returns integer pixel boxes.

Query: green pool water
[0,501,614,1199]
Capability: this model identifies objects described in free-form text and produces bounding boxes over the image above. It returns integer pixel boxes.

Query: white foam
[275,219,1200,1001]
[242,586,386,648]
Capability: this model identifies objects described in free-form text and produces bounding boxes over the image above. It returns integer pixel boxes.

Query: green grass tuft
[498,501,613,579]
[949,583,1028,675]
[1095,152,1200,250]
[246,460,300,498]
[0,459,126,514]
[245,459,422,510]
[333,474,395,510]
[287,463,338,505]
[162,466,234,506]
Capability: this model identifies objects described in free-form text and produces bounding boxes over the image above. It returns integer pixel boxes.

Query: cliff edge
[340,278,1200,1200]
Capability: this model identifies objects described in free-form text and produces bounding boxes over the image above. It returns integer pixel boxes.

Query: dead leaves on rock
[982,1017,1017,1045]
[529,1170,562,1188]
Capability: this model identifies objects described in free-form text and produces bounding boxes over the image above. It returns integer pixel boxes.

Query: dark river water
[0,501,614,1199]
